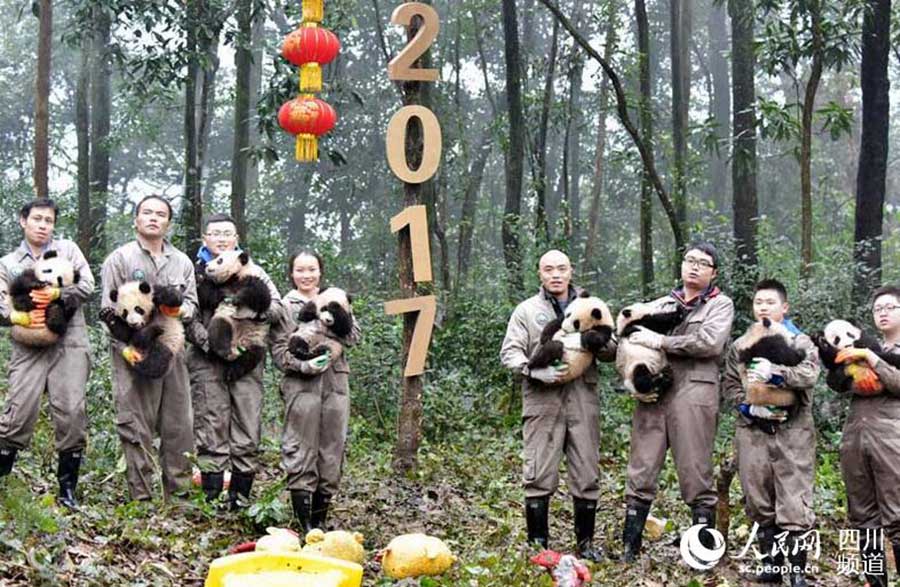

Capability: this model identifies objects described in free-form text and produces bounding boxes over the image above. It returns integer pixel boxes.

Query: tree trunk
[729,0,759,285]
[182,0,202,260]
[800,5,824,279]
[76,41,91,256]
[533,20,558,244]
[853,0,891,299]
[563,0,586,243]
[33,0,52,199]
[392,4,435,475]
[708,0,730,211]
[501,0,526,299]
[199,31,221,207]
[636,0,655,294]
[670,0,691,247]
[457,132,493,289]
[89,7,111,264]
[231,0,253,245]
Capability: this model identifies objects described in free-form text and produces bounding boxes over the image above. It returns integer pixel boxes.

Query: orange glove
[159,305,181,318]
[29,287,61,307]
[846,363,884,395]
[27,308,46,328]
[122,346,144,365]
[835,348,869,365]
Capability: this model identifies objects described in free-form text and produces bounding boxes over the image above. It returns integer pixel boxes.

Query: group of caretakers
[502,244,900,587]
[0,196,359,534]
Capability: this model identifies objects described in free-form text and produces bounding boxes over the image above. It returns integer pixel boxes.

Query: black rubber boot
[311,491,331,530]
[291,490,313,535]
[57,450,82,510]
[525,496,550,548]
[0,447,17,477]
[622,501,650,563]
[894,542,900,576]
[692,506,717,550]
[228,471,254,511]
[862,534,888,587]
[573,497,602,562]
[200,471,224,502]
[743,525,783,584]
[786,531,808,587]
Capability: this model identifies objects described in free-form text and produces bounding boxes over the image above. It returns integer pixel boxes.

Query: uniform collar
[671,284,720,309]
[136,238,174,258]
[16,239,53,262]
[541,285,578,320]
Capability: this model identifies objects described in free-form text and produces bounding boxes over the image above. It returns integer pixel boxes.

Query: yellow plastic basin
[205,551,363,587]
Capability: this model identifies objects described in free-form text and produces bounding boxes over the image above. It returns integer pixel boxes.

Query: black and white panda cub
[8,250,81,347]
[615,302,686,397]
[200,250,272,382]
[812,319,900,395]
[733,318,805,406]
[288,287,354,362]
[527,292,615,385]
[101,281,185,379]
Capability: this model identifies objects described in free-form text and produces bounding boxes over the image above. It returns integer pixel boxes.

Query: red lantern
[278,96,337,162]
[281,26,341,92]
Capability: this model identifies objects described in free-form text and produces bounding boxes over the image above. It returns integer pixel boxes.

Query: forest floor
[0,418,877,587]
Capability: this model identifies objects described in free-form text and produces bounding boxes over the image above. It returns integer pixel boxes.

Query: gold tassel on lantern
[299,63,323,92]
[296,134,319,162]
[302,0,323,23]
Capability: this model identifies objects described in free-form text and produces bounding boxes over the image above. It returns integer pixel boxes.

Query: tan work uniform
[0,239,94,452]
[185,260,281,475]
[834,341,900,544]
[270,289,361,496]
[100,240,198,500]
[625,291,734,508]
[723,328,819,531]
[500,287,616,500]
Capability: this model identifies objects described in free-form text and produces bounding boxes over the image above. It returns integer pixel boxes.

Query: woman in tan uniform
[269,250,360,532]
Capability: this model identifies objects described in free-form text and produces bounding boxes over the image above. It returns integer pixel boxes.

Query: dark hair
[204,213,237,231]
[754,278,788,302]
[20,198,58,221]
[288,249,325,284]
[684,241,719,268]
[871,285,900,307]
[133,195,173,220]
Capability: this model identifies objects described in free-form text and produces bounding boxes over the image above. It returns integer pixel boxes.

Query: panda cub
[200,250,272,382]
[733,318,805,407]
[527,292,614,385]
[101,281,185,379]
[812,319,900,396]
[615,302,686,398]
[288,287,353,362]
[9,250,81,347]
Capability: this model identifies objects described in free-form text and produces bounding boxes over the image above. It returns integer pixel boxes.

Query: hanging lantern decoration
[278,96,337,162]
[281,27,341,93]
[278,0,340,162]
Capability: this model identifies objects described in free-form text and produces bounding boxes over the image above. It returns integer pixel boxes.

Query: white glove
[528,365,569,384]
[299,352,331,375]
[629,326,663,350]
[747,358,780,383]
[748,405,788,422]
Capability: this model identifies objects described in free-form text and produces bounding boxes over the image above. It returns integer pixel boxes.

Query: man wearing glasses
[186,213,281,510]
[620,242,734,561]
[826,285,900,586]
[500,249,616,561]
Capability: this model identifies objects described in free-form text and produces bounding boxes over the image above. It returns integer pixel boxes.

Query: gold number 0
[385,105,442,184]
[388,2,440,81]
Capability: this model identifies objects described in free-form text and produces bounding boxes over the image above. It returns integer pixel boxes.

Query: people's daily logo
[680,523,726,570]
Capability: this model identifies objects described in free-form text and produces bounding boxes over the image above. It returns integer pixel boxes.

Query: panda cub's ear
[109,289,118,303]
[346,292,354,306]
[579,290,590,298]
[139,281,152,294]
[43,250,59,260]
[238,251,250,265]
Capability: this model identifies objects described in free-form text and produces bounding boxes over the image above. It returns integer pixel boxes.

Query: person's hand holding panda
[524,364,570,385]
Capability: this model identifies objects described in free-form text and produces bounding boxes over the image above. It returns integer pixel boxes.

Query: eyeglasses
[682,256,715,269]
[207,230,236,238]
[874,304,900,314]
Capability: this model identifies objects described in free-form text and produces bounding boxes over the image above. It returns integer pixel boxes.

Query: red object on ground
[530,549,591,587]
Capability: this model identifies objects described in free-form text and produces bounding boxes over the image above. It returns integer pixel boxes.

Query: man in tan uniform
[100,195,197,501]
[825,285,900,587]
[0,198,94,509]
[723,279,819,586]
[500,249,616,561]
[621,242,734,561]
[185,213,281,509]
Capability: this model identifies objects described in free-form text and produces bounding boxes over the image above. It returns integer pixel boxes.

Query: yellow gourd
[302,529,366,564]
[381,533,456,579]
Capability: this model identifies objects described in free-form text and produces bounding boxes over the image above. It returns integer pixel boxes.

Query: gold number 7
[384,295,436,377]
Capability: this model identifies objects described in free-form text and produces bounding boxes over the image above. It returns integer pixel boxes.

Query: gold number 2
[388,2,440,81]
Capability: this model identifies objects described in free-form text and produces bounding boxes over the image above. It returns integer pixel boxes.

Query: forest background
[0,0,898,584]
